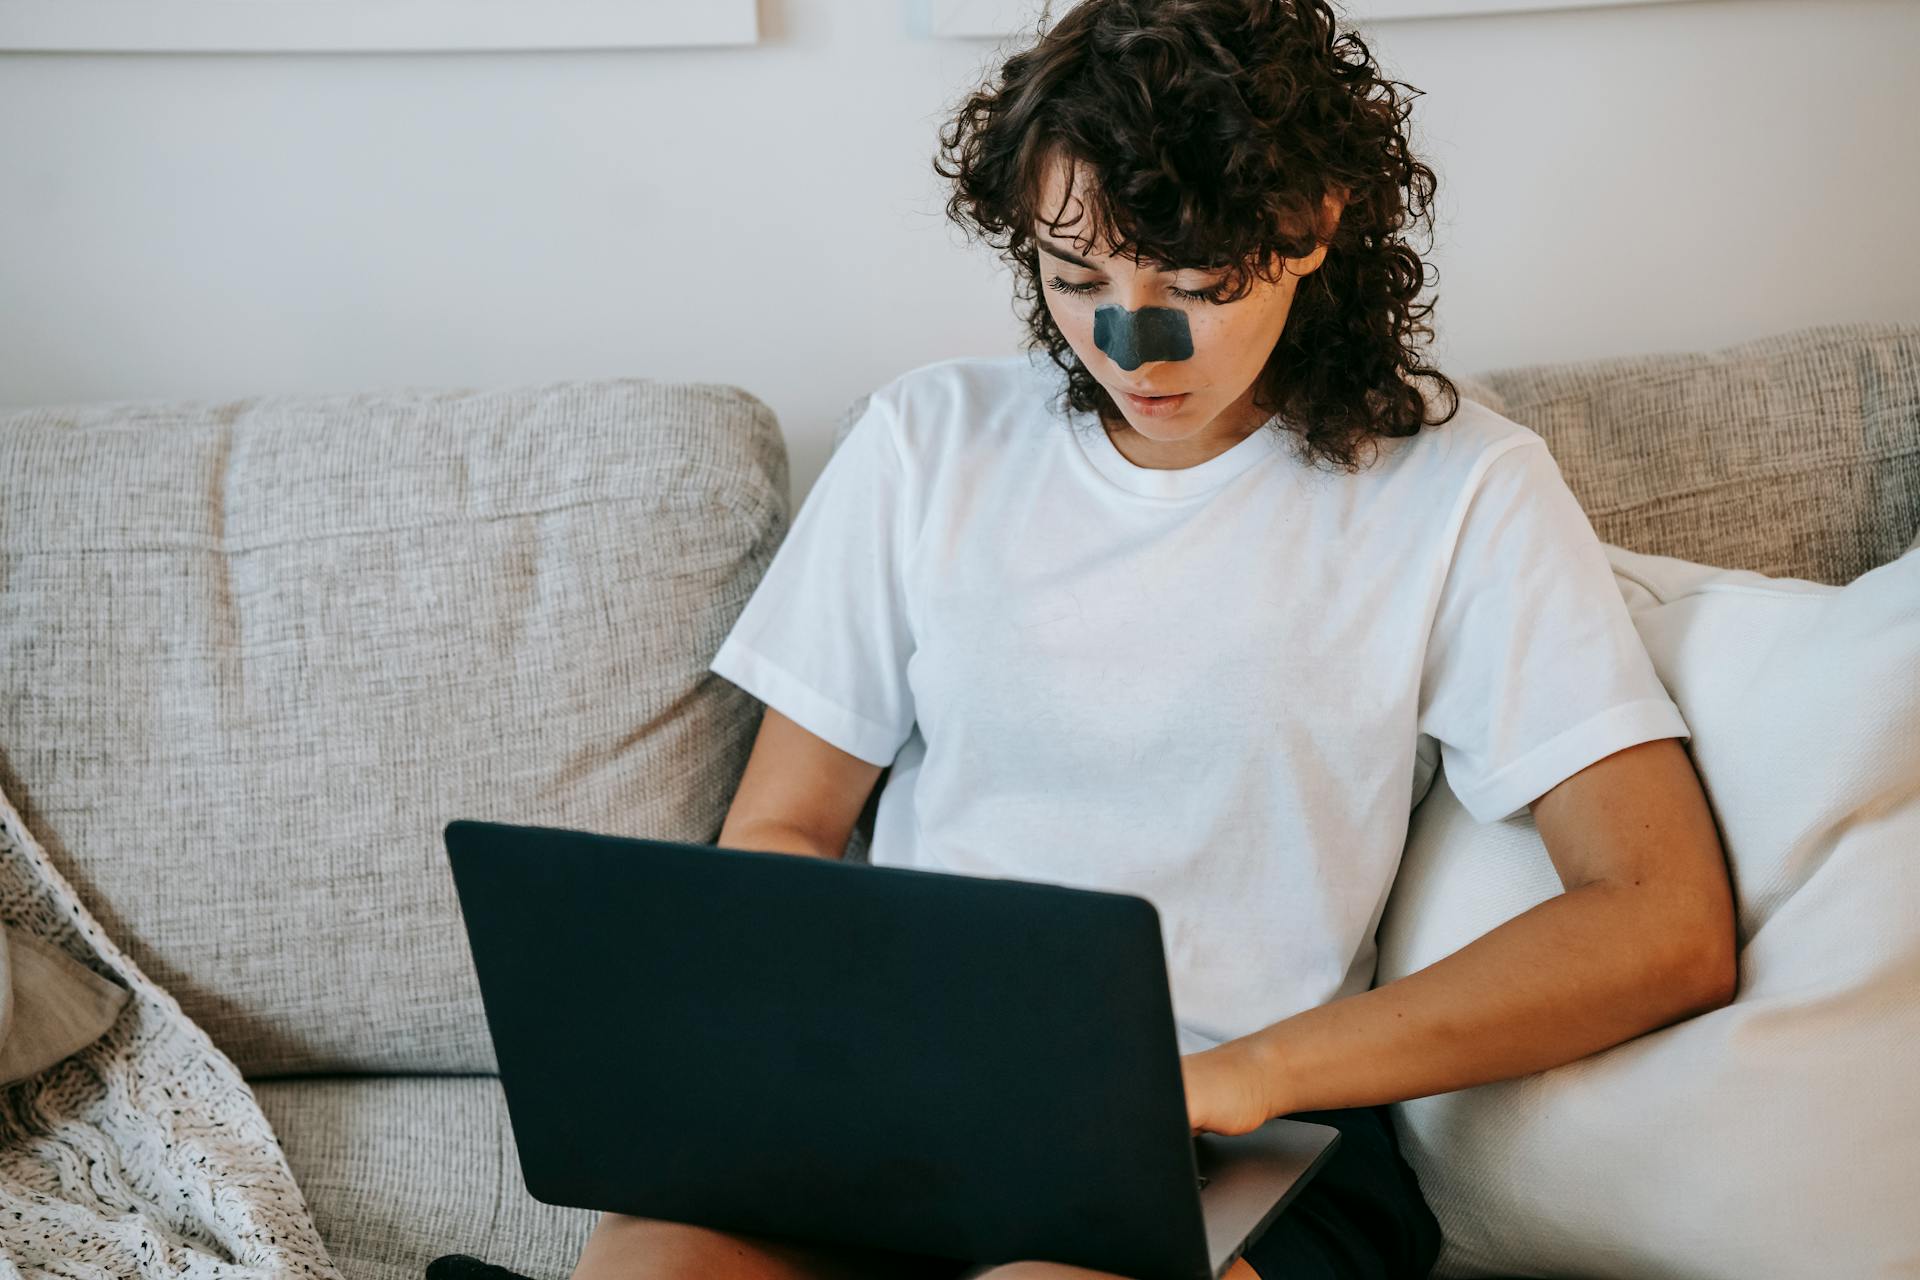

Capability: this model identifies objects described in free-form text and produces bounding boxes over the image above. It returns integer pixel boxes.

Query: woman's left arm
[1223,736,1739,1118]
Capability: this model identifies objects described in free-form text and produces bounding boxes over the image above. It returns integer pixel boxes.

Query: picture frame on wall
[0,0,759,53]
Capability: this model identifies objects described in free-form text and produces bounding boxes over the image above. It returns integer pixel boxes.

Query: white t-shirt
[708,350,1689,1056]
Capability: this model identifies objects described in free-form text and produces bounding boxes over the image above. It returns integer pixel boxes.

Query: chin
[1130,423,1202,446]
[1122,409,1201,435]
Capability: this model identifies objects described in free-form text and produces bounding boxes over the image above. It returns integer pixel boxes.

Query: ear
[1319,186,1349,239]
[1288,188,1349,278]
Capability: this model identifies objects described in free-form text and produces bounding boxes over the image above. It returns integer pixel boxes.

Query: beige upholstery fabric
[1475,322,1919,584]
[254,1075,596,1280]
[0,923,131,1084]
[0,379,788,1077]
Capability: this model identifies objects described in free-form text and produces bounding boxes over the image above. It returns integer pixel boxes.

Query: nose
[1094,303,1193,371]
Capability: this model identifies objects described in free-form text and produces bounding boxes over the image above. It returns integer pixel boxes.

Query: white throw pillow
[1375,542,1920,1280]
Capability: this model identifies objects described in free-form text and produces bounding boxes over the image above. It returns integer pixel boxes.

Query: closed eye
[1045,275,1218,304]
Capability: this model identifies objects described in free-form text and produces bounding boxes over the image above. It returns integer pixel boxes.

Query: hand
[1179,1038,1278,1137]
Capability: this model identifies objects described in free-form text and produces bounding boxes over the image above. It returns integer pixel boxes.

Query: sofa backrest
[1473,321,1919,585]
[0,378,788,1078]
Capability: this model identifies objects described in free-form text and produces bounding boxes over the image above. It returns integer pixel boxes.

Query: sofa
[0,320,1913,1280]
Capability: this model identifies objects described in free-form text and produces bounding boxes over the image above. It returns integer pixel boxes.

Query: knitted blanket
[0,782,341,1280]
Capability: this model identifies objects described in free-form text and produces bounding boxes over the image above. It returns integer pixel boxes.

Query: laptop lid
[444,819,1326,1280]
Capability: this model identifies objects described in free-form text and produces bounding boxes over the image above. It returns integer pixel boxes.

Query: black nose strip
[1093,304,1194,371]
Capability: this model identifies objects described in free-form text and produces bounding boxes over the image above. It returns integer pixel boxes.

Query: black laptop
[442,819,1339,1280]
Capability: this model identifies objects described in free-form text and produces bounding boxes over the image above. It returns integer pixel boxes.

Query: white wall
[3,0,1915,503]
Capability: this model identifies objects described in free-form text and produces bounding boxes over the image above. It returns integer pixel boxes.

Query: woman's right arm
[714,706,885,861]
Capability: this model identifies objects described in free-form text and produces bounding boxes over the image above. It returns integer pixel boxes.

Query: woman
[568,1,1738,1278]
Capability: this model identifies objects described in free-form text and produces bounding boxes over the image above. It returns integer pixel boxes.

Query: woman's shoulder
[1362,384,1550,488]
[857,351,1065,463]
[873,350,1056,417]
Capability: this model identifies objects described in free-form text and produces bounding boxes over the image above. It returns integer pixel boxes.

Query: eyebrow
[1034,237,1190,275]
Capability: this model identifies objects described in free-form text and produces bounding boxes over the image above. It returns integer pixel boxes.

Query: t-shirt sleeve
[1416,438,1690,824]
[706,397,918,767]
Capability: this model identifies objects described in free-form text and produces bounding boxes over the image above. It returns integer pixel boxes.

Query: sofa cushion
[1375,542,1920,1279]
[0,378,788,1077]
[1475,321,1920,585]
[254,1075,597,1280]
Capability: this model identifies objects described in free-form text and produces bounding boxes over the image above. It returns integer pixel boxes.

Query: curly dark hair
[933,0,1460,474]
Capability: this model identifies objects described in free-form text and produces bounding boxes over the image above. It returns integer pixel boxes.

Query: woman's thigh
[1237,1106,1443,1280]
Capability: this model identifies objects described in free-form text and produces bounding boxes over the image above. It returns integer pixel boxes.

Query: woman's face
[1031,154,1341,460]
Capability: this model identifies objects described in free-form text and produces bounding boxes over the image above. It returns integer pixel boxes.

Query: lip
[1121,390,1190,416]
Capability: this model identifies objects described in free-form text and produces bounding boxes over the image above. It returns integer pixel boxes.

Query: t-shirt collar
[1066,401,1285,500]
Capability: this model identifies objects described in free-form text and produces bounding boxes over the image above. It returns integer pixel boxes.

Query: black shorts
[1237,1105,1444,1280]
